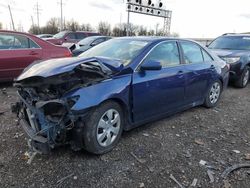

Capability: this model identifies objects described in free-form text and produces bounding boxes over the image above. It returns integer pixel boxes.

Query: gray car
[72,36,111,56]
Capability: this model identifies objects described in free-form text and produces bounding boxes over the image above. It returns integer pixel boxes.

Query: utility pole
[58,0,65,31]
[34,2,42,28]
[8,5,15,31]
[31,15,34,27]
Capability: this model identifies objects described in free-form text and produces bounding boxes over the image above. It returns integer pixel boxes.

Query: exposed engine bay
[12,59,117,153]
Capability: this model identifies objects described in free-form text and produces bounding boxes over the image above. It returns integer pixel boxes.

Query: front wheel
[235,66,250,88]
[83,101,124,154]
[204,80,222,108]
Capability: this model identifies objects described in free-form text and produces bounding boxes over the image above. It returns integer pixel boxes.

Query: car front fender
[64,74,132,114]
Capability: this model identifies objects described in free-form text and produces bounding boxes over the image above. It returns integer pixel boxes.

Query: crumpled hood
[16,57,124,81]
[210,49,250,58]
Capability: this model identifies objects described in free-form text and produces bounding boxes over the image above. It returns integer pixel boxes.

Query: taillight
[64,50,72,57]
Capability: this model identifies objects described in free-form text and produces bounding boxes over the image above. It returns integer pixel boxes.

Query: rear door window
[202,49,213,62]
[180,41,203,64]
[143,41,181,68]
[0,33,30,49]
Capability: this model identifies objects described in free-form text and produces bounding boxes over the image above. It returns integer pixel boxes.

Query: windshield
[78,37,96,46]
[53,31,68,39]
[209,36,250,50]
[79,39,149,65]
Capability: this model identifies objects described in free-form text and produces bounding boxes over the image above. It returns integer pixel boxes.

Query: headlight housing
[222,57,240,64]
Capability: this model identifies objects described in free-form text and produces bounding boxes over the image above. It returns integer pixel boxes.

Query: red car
[0,30,72,82]
[45,31,100,45]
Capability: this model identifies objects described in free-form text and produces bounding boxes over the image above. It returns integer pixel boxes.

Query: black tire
[83,101,124,154]
[235,66,250,88]
[204,80,222,108]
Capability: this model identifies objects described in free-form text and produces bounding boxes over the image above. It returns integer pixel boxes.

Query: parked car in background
[36,34,53,39]
[45,31,100,45]
[0,30,72,82]
[13,37,229,154]
[208,33,250,88]
[72,36,112,56]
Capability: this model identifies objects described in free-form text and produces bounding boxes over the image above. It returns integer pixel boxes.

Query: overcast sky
[0,0,250,38]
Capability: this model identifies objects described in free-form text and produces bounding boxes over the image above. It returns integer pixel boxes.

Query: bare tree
[66,19,80,31]
[0,22,2,29]
[98,22,111,36]
[81,23,93,31]
[147,29,155,36]
[137,26,147,36]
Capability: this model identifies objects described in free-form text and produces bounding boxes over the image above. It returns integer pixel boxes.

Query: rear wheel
[204,80,222,108]
[235,66,250,88]
[83,101,123,154]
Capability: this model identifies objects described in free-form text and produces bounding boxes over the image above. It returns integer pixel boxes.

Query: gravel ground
[0,83,249,188]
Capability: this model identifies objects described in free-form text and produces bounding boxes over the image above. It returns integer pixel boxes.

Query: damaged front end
[12,57,123,154]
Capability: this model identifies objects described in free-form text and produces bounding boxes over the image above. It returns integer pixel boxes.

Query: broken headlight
[67,95,80,109]
[43,102,66,123]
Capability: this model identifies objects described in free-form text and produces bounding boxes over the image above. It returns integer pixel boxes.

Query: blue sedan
[13,37,229,154]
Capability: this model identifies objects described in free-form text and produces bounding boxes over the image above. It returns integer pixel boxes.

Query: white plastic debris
[232,150,240,154]
[199,160,207,166]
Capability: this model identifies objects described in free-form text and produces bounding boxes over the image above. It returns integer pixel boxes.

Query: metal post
[36,2,40,28]
[126,10,130,36]
[8,5,15,31]
[60,0,63,31]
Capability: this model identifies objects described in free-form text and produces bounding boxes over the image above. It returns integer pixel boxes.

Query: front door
[132,41,186,123]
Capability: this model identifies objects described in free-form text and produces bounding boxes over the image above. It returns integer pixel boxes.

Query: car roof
[0,30,37,38]
[114,36,199,44]
[221,33,250,37]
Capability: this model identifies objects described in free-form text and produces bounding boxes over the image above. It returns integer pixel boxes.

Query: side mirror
[140,60,162,71]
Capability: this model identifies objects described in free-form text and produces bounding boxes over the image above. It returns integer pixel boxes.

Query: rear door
[0,33,42,80]
[132,41,186,123]
[179,41,215,104]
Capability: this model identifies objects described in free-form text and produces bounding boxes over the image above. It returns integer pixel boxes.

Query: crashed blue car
[13,37,229,154]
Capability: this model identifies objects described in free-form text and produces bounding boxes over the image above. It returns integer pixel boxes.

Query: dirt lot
[0,83,249,188]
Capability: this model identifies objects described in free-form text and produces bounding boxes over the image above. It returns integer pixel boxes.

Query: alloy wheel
[209,82,221,104]
[97,109,121,147]
[243,69,250,87]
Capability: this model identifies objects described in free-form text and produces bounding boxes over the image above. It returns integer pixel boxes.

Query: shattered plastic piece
[232,150,240,154]
[190,178,198,187]
[207,170,215,183]
[221,163,250,179]
[195,139,204,145]
[199,160,207,166]
[169,174,185,188]
[142,133,149,137]
[139,182,145,188]
[24,151,38,165]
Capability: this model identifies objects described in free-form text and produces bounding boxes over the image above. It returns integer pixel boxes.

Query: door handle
[210,65,215,69]
[29,51,38,55]
[177,70,184,74]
